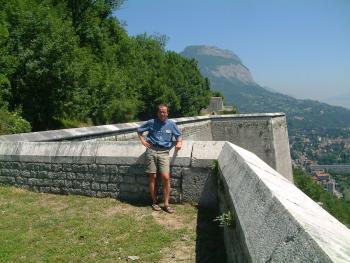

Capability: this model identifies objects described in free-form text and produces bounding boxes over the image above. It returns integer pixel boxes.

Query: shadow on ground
[196,206,227,263]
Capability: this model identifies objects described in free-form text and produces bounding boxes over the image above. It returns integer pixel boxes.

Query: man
[137,104,182,213]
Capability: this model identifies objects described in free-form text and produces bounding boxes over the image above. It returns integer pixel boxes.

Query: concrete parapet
[0,113,292,181]
[218,142,350,263]
[0,141,214,205]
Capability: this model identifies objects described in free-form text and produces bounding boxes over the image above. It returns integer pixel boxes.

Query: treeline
[0,0,211,133]
[293,168,350,227]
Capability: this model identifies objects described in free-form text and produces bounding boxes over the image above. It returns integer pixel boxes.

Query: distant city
[291,129,350,200]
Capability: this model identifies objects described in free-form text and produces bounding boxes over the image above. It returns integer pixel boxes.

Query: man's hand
[138,132,151,148]
[141,138,151,148]
[175,140,182,151]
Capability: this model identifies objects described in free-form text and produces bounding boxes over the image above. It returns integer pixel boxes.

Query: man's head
[157,104,169,122]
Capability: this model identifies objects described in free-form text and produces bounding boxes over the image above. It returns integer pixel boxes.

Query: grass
[0,186,197,262]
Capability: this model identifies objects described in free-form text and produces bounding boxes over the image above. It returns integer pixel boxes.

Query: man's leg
[158,150,174,213]
[148,173,157,204]
[145,148,159,208]
[160,172,170,207]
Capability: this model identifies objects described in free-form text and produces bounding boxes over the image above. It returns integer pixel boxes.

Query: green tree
[1,0,212,132]
[294,168,350,227]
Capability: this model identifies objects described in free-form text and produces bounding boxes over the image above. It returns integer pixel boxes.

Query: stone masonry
[0,113,293,182]
[0,141,222,207]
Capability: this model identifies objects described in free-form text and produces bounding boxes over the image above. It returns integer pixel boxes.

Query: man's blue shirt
[137,118,182,149]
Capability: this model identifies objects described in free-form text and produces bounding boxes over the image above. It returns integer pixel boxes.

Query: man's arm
[173,122,182,151]
[138,132,151,148]
[175,137,182,151]
[137,120,151,148]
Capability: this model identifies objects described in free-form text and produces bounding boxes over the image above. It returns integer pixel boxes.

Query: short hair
[158,103,168,111]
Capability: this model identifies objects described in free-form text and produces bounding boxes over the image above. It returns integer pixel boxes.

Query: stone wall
[0,141,222,207]
[210,114,292,181]
[0,113,292,181]
[217,142,350,263]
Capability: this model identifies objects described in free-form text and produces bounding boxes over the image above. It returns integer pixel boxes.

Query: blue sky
[115,0,350,101]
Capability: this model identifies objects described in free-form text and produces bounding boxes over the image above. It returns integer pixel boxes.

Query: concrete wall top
[0,141,224,169]
[218,142,350,262]
[0,113,286,142]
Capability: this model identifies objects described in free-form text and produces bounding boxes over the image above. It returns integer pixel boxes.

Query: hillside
[181,45,350,132]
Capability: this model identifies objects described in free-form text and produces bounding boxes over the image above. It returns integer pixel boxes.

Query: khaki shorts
[145,147,170,174]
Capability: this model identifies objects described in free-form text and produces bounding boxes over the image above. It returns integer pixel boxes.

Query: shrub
[0,107,31,134]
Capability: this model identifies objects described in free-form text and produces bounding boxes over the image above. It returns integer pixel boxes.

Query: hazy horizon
[115,0,350,106]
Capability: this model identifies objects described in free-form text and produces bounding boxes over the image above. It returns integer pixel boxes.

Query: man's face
[157,106,168,122]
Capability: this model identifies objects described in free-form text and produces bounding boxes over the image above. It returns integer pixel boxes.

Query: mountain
[321,93,350,110]
[181,45,350,132]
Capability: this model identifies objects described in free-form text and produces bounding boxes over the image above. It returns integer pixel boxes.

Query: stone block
[0,176,15,184]
[109,174,122,183]
[43,179,52,185]
[191,141,225,168]
[135,175,148,185]
[53,141,98,164]
[35,179,46,186]
[13,169,22,177]
[17,142,59,163]
[40,186,51,193]
[51,164,62,172]
[72,164,80,173]
[170,178,181,188]
[0,169,9,177]
[95,141,145,165]
[37,171,47,179]
[21,171,31,178]
[182,167,217,209]
[169,141,193,167]
[16,177,28,185]
[72,181,82,189]
[28,178,37,186]
[83,190,97,197]
[62,164,72,172]
[127,166,145,176]
[170,166,182,178]
[118,165,129,175]
[66,172,76,180]
[76,173,85,180]
[64,180,73,188]
[100,183,108,191]
[121,174,135,184]
[92,182,100,190]
[81,181,91,190]
[120,183,138,193]
[84,173,94,181]
[96,191,111,198]
[97,164,106,174]
[0,142,21,161]
[95,174,109,183]
[105,165,118,175]
[88,164,98,173]
[47,172,58,179]
[11,162,21,169]
[107,183,118,192]
[67,188,84,196]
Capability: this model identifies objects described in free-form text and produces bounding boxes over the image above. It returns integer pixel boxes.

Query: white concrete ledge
[0,141,204,167]
[218,142,350,263]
